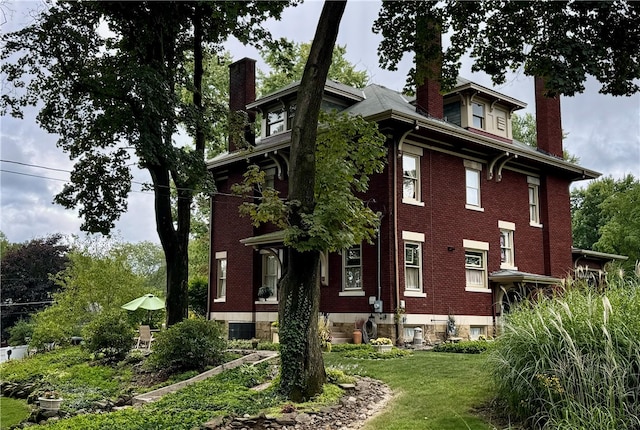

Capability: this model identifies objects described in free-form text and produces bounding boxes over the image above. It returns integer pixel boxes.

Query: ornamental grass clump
[491,271,640,429]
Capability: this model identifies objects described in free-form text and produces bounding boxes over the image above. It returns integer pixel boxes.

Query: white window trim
[258,250,281,303]
[463,240,490,293]
[404,239,423,294]
[464,160,483,210]
[527,176,543,227]
[339,290,366,297]
[402,151,423,205]
[214,251,227,303]
[499,221,517,270]
[472,102,485,129]
[343,244,363,292]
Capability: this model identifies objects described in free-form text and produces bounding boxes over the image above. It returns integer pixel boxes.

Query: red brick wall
[541,174,573,277]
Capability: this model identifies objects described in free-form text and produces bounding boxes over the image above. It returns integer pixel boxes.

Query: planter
[352,329,362,344]
[373,344,392,353]
[271,328,279,344]
[38,397,63,411]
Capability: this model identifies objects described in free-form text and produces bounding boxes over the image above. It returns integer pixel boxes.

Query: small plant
[40,390,61,399]
[82,310,135,362]
[257,285,273,299]
[369,337,392,345]
[7,319,33,346]
[271,320,279,328]
[149,317,227,372]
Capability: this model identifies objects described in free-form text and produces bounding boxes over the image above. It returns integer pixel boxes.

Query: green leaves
[232,112,386,253]
[374,1,640,96]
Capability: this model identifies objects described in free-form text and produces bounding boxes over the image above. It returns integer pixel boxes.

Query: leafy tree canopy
[233,111,387,253]
[571,175,639,269]
[0,234,70,342]
[258,41,369,95]
[374,1,640,96]
[1,0,297,325]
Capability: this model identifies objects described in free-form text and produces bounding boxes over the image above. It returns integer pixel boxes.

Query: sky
[1,0,639,245]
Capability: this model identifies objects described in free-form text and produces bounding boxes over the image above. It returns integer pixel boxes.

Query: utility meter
[373,300,383,313]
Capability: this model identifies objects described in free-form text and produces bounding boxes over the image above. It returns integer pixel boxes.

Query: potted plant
[38,390,63,411]
[370,337,393,353]
[257,285,272,301]
[353,319,364,344]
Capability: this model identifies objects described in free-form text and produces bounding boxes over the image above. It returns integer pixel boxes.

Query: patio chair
[136,325,154,350]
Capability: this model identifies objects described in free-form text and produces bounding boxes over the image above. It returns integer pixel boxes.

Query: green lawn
[325,350,498,430]
[0,397,31,429]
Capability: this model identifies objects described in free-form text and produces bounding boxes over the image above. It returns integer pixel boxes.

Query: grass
[0,397,31,429]
[325,350,498,430]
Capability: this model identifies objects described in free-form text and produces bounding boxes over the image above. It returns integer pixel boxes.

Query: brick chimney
[228,58,256,152]
[534,77,563,158]
[415,19,443,119]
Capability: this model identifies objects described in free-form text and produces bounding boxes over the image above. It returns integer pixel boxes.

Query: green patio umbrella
[121,294,165,325]
[121,294,165,311]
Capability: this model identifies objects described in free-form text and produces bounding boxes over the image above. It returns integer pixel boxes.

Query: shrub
[491,276,640,429]
[29,316,74,350]
[433,340,492,354]
[149,318,226,372]
[330,343,371,353]
[82,310,135,362]
[188,277,208,316]
[7,319,33,346]
[325,367,356,384]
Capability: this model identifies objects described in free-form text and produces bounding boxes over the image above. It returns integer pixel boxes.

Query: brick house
[206,57,601,343]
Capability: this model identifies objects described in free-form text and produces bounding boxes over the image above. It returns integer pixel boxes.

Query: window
[405,242,421,291]
[500,230,514,267]
[401,145,424,205]
[261,251,280,301]
[343,245,362,291]
[444,101,461,126]
[403,231,425,296]
[464,160,483,210]
[402,154,419,200]
[266,108,285,136]
[215,251,227,300]
[463,239,490,292]
[527,176,541,226]
[465,251,486,289]
[469,326,485,340]
[499,221,516,269]
[472,102,484,129]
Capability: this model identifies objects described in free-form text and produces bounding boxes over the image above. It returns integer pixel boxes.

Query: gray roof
[489,270,561,285]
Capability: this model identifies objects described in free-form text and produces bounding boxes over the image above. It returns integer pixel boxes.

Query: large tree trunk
[278,0,346,401]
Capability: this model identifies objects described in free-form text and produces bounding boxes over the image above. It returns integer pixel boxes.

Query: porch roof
[489,269,561,285]
[240,230,285,247]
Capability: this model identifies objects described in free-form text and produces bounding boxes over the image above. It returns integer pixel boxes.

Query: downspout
[394,127,414,322]
[206,192,214,320]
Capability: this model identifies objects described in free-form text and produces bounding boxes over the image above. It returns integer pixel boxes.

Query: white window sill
[465,204,484,212]
[465,287,491,293]
[255,300,278,305]
[213,298,226,303]
[404,290,427,298]
[529,222,543,228]
[500,264,518,270]
[339,290,366,297]
[402,198,425,207]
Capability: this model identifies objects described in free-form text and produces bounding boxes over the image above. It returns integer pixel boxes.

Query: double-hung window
[464,160,483,210]
[214,251,227,301]
[402,231,426,296]
[261,251,280,301]
[401,145,424,205]
[463,239,490,292]
[343,245,362,291]
[266,108,285,136]
[472,102,485,129]
[527,176,542,226]
[499,221,516,269]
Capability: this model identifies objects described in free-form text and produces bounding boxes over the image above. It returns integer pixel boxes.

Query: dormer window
[265,103,296,137]
[267,108,285,136]
[472,102,485,129]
